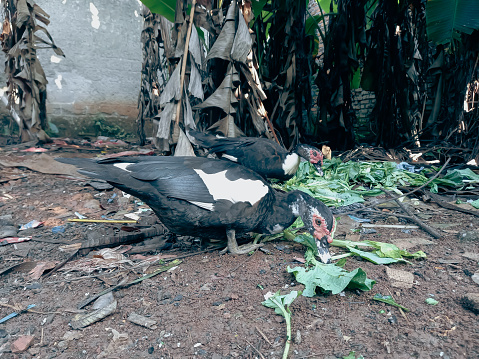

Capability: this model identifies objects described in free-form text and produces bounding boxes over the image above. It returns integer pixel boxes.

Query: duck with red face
[57,155,335,262]
[189,129,324,180]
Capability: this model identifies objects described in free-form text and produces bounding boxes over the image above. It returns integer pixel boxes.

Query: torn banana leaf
[70,300,117,329]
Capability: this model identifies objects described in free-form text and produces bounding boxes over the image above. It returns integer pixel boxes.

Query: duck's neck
[282,152,300,176]
[257,190,310,235]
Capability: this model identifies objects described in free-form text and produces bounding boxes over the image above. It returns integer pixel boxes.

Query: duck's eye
[315,218,322,226]
[312,151,318,156]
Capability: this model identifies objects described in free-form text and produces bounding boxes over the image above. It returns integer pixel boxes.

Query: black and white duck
[188,129,324,180]
[58,156,335,262]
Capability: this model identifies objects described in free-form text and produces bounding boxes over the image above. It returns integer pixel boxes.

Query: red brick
[11,335,35,353]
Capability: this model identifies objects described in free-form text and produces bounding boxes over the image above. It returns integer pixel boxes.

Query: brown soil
[0,145,478,359]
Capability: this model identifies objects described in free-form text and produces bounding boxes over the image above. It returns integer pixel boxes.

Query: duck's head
[291,193,335,263]
[295,145,324,176]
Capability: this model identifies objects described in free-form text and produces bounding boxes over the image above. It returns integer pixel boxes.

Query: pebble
[0,226,17,238]
[173,294,183,301]
[294,330,302,344]
[458,230,479,242]
[0,329,7,338]
[158,291,172,301]
[212,301,223,306]
[25,282,42,290]
[0,214,14,226]
[462,293,479,314]
[57,340,68,350]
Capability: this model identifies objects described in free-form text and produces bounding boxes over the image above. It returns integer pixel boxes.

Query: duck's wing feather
[57,156,268,207]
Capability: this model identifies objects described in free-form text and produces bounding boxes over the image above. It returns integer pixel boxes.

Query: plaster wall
[1,0,145,138]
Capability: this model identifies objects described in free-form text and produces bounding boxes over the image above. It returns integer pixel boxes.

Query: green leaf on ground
[425,298,439,305]
[288,262,376,297]
[262,290,300,317]
[332,239,426,263]
[373,294,410,312]
[292,233,318,254]
[347,246,406,264]
[343,351,365,359]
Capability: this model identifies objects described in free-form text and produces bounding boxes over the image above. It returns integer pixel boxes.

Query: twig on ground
[245,338,266,359]
[42,249,79,278]
[391,194,443,239]
[255,325,273,346]
[423,190,479,218]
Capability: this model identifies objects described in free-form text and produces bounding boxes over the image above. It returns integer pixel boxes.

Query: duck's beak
[316,236,331,264]
[314,162,324,177]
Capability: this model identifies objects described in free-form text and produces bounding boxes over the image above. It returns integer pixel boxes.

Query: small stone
[458,230,479,243]
[157,291,171,301]
[42,314,55,326]
[0,226,17,238]
[388,314,398,324]
[386,216,399,224]
[28,347,40,355]
[212,301,223,306]
[57,340,68,350]
[386,267,414,289]
[62,331,83,341]
[462,293,479,314]
[294,330,302,344]
[0,329,7,338]
[11,335,35,353]
[148,346,154,354]
[471,273,479,285]
[25,282,42,290]
[274,316,284,323]
[173,294,183,301]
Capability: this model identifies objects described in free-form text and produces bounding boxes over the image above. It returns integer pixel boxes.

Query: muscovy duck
[188,129,324,180]
[57,156,335,262]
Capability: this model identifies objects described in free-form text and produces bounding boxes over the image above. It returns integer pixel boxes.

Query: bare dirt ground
[0,140,478,359]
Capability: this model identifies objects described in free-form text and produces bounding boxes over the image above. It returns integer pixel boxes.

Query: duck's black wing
[57,156,269,209]
[189,130,288,174]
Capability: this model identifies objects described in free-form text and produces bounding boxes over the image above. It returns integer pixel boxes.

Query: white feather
[189,201,214,211]
[193,169,268,205]
[271,224,284,233]
[114,163,133,172]
[221,154,238,162]
[282,153,300,175]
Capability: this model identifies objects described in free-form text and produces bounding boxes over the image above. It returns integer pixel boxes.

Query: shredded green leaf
[274,160,479,208]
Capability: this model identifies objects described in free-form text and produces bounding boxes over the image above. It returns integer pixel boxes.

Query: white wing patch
[282,153,300,175]
[221,154,238,162]
[114,163,133,172]
[190,201,214,211]
[193,169,268,205]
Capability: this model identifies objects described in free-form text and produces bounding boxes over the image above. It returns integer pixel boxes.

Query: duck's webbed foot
[223,229,263,255]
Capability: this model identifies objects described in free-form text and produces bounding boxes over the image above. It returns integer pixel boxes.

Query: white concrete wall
[1,0,145,137]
